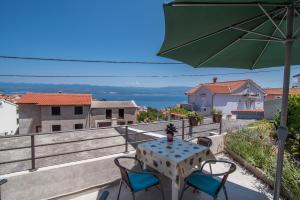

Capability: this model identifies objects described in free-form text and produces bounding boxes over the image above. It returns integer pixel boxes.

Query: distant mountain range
[0,82,190,96]
[0,82,190,108]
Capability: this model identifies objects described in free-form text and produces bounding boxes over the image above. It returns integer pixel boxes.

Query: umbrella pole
[273,5,294,200]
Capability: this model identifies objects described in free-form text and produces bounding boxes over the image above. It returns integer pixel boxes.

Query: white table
[136,137,215,200]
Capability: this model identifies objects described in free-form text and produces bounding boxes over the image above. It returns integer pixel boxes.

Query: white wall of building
[0,100,18,135]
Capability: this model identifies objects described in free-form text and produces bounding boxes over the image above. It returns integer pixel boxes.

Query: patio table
[136,137,215,200]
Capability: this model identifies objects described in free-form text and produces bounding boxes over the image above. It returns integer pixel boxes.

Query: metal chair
[179,160,236,200]
[187,136,212,148]
[0,179,7,200]
[114,156,165,200]
[187,136,213,173]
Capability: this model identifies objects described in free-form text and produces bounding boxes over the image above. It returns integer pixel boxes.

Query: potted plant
[187,111,203,126]
[165,123,177,143]
[212,108,222,123]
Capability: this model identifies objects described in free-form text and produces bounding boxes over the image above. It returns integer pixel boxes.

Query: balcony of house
[0,119,280,200]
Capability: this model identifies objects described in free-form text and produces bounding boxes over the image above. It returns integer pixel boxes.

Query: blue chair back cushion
[128,170,159,192]
[186,173,221,196]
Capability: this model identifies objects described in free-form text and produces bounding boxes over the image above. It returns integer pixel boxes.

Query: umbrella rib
[240,38,284,42]
[159,7,285,56]
[197,16,272,67]
[258,4,286,38]
[170,2,289,7]
[196,9,286,67]
[230,26,284,40]
[252,9,288,69]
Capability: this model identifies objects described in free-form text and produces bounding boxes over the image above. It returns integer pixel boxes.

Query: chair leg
[209,163,212,174]
[131,192,136,200]
[179,183,187,200]
[223,186,228,200]
[117,181,123,200]
[158,183,165,200]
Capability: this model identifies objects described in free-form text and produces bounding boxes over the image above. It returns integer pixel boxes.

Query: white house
[0,99,19,135]
[185,79,266,119]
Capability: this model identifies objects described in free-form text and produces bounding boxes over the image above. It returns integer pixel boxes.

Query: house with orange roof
[17,93,139,134]
[264,88,300,100]
[186,78,266,119]
[17,93,92,134]
[0,96,19,135]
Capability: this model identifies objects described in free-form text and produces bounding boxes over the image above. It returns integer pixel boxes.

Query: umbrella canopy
[158,0,300,68]
[158,1,300,199]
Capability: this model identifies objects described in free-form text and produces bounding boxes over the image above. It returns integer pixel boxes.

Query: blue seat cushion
[128,170,159,192]
[186,172,221,196]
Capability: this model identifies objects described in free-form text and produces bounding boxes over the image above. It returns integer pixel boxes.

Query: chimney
[212,77,218,83]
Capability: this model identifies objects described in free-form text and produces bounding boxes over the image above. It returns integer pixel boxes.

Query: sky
[0,0,299,88]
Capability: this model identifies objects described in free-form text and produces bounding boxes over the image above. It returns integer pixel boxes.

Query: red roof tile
[17,93,92,106]
[264,88,300,95]
[186,80,249,95]
[0,94,21,104]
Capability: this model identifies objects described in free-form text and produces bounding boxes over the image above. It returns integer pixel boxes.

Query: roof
[91,100,138,108]
[264,88,300,95]
[0,94,21,104]
[17,93,92,106]
[186,80,251,95]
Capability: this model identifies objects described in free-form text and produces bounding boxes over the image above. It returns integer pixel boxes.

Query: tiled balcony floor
[64,154,277,200]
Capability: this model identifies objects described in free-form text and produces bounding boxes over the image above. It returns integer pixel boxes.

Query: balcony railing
[0,119,222,174]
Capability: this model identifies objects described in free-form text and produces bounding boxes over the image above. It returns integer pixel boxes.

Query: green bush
[169,107,190,115]
[187,111,204,124]
[226,124,300,198]
[137,107,166,122]
[274,95,300,157]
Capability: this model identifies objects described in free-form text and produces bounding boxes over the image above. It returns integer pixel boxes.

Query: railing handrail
[0,119,189,139]
[0,119,222,173]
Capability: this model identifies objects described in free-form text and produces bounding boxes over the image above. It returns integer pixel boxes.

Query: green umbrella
[158,1,300,199]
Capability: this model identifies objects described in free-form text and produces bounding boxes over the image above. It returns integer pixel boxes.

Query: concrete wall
[1,152,135,200]
[90,108,137,128]
[264,99,281,120]
[41,105,90,132]
[0,100,18,135]
[19,104,41,134]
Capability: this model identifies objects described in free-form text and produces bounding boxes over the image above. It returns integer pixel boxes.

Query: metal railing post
[125,126,128,152]
[30,134,36,171]
[182,119,185,140]
[219,117,223,135]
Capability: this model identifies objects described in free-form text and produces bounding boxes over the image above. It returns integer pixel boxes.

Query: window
[51,107,61,116]
[74,106,83,115]
[52,125,61,132]
[106,109,112,119]
[127,121,133,125]
[118,109,124,119]
[74,123,83,130]
[36,126,41,133]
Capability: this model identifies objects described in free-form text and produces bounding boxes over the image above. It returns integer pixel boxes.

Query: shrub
[274,95,300,157]
[137,107,166,122]
[187,111,204,124]
[226,125,300,198]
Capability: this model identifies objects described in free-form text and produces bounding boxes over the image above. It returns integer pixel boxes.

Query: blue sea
[94,94,187,109]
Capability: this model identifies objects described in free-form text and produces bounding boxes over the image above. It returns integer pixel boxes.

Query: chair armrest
[0,179,7,186]
[191,170,228,177]
[200,160,237,175]
[97,191,109,200]
[114,156,143,169]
